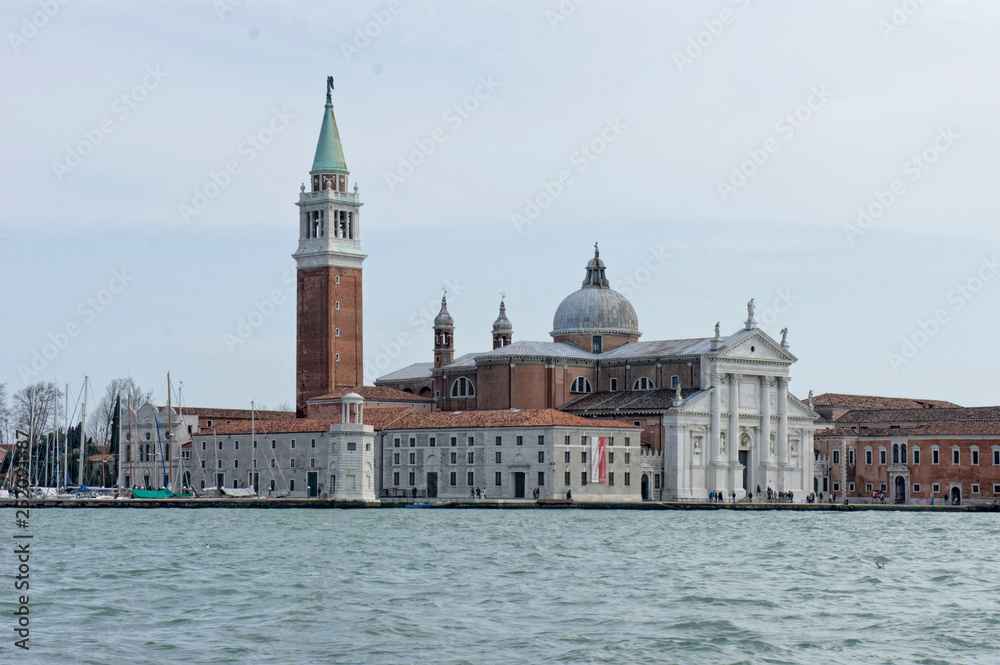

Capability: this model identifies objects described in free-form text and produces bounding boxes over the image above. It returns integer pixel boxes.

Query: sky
[2,0,1000,414]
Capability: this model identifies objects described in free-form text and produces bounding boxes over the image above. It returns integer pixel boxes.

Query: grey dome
[492,299,512,333]
[434,295,454,328]
[551,249,639,337]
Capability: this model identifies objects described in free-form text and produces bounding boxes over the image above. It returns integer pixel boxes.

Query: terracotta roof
[307,386,433,403]
[195,408,413,436]
[811,393,959,410]
[835,406,1000,425]
[562,388,696,412]
[384,409,641,431]
[817,422,1000,438]
[88,454,116,462]
[186,407,296,420]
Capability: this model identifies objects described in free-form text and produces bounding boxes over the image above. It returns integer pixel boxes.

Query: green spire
[311,78,348,174]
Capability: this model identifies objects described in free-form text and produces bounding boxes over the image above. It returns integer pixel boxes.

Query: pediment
[716,329,796,363]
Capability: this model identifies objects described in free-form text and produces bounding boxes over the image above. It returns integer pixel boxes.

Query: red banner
[591,436,607,483]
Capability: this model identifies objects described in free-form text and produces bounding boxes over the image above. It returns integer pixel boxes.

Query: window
[408,472,415,486]
[200,480,205,489]
[865,483,873,492]
[581,436,587,446]
[335,353,340,362]
[468,452,474,464]
[994,483,1000,494]
[932,483,940,493]
[409,452,416,464]
[581,472,588,486]
[972,483,980,494]
[994,448,1000,465]
[625,437,630,447]
[913,483,920,493]
[450,437,457,447]
[633,377,654,390]
[879,449,886,465]
[206,420,213,427]
[865,449,872,465]
[291,439,296,448]
[608,437,614,446]
[517,436,523,446]
[234,459,239,469]
[608,472,615,486]
[335,328,340,337]
[335,301,340,310]
[832,482,839,492]
[849,448,855,465]
[270,458,276,468]
[591,335,602,353]
[271,440,276,449]
[496,436,502,446]
[451,377,475,398]
[538,471,545,486]
[952,448,960,465]
[538,451,545,463]
[564,451,571,463]
[610,378,618,391]
[311,439,316,448]
[538,435,545,445]
[409,437,416,447]
[335,275,340,284]
[655,474,661,489]
[565,471,571,486]
[201,441,207,451]
[393,453,400,465]
[971,447,979,466]
[832,450,840,465]
[393,438,400,448]
[913,448,920,465]
[624,472,630,486]
[201,460,206,469]
[849,482,855,492]
[932,447,940,465]
[608,452,614,464]
[467,472,474,486]
[468,436,475,446]
[450,472,457,486]
[289,480,295,492]
[495,472,502,486]
[496,451,502,463]
[217,460,223,469]
[219,441,223,450]
[570,377,593,393]
[671,375,680,389]
[879,482,886,492]
[624,452,630,465]
[429,437,436,447]
[450,452,457,464]
[347,442,357,451]
[290,459,295,468]
[581,451,587,464]
[309,458,315,467]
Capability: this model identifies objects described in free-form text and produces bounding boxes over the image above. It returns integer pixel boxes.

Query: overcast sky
[3,0,999,414]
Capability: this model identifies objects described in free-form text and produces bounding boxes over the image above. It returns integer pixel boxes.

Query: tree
[89,377,149,448]
[0,382,11,445]
[12,382,63,485]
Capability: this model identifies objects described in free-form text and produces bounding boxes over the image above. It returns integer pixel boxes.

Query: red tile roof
[818,421,1000,438]
[185,407,296,420]
[195,408,413,436]
[307,386,433,403]
[835,406,1000,424]
[811,393,959,410]
[384,409,642,431]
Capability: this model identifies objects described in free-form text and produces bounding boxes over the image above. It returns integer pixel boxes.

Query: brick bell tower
[294,77,366,417]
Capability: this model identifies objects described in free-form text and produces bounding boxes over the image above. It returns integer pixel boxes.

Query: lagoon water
[14,508,1000,664]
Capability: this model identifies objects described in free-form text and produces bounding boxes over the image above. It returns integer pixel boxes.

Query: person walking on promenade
[731,491,736,503]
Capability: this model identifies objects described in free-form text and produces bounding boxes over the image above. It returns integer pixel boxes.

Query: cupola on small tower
[293,77,366,417]
[433,292,455,368]
[492,297,512,349]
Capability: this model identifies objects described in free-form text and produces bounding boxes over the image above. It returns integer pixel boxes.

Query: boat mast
[63,383,69,489]
[26,391,36,489]
[166,372,172,490]
[177,382,185,492]
[78,375,88,487]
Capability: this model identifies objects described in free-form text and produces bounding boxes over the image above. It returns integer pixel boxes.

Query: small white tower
[327,392,376,501]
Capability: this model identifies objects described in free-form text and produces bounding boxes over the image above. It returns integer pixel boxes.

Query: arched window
[633,377,654,390]
[901,443,907,464]
[451,377,475,398]
[892,444,899,464]
[570,377,593,394]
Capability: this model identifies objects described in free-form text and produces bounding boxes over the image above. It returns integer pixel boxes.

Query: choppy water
[6,508,1000,664]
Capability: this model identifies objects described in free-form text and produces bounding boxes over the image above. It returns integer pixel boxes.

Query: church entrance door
[894,476,905,504]
[951,486,961,505]
[738,450,749,491]
[514,472,525,499]
[427,472,438,498]
[641,475,649,501]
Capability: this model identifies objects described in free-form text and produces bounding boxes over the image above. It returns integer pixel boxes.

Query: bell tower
[433,292,455,368]
[294,78,366,416]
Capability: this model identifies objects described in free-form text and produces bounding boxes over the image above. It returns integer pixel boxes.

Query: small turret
[492,298,512,349]
[434,292,454,368]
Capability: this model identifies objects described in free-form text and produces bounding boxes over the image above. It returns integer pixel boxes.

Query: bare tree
[89,377,149,447]
[0,382,11,445]
[13,382,62,442]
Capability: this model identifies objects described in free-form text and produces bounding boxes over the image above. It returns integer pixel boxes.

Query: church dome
[492,299,512,333]
[551,248,639,337]
[434,294,454,328]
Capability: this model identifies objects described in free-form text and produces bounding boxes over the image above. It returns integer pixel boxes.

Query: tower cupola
[433,292,455,368]
[492,298,512,349]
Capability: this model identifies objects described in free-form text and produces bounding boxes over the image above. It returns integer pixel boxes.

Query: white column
[710,372,722,465]
[777,377,789,490]
[729,373,741,495]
